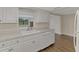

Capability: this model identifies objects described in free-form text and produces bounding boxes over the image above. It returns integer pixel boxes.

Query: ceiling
[21,7,79,15]
[37,7,79,15]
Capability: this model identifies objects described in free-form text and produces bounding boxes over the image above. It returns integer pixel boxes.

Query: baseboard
[60,34,74,40]
[55,33,74,40]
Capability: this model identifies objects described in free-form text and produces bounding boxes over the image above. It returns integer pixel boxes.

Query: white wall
[49,15,61,34]
[61,15,75,36]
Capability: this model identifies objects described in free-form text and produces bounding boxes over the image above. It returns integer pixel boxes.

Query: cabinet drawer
[18,39,41,52]
[20,41,35,52]
[0,44,17,52]
[13,40,37,52]
[19,34,41,43]
[19,32,51,43]
[0,39,19,49]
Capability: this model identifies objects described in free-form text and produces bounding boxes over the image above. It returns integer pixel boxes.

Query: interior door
[76,11,79,33]
[76,33,79,52]
[74,11,77,48]
[74,10,79,52]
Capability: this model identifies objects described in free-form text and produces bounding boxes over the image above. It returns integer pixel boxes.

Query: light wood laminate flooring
[40,34,75,52]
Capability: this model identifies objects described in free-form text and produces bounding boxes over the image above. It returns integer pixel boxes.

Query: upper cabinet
[0,8,50,23]
[0,7,18,23]
[0,8,3,23]
[34,10,50,22]
[19,8,50,23]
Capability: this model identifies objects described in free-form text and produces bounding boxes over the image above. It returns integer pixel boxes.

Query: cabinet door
[0,39,19,49]
[13,41,36,52]
[0,44,17,52]
[30,32,55,51]
[2,7,18,23]
[0,8,3,23]
[0,43,28,52]
[35,11,49,22]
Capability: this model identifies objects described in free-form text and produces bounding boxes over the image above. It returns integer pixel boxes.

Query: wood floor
[40,34,75,52]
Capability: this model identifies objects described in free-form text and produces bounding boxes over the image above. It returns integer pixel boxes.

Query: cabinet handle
[32,41,36,43]
[2,44,5,47]
[16,40,19,43]
[8,48,14,52]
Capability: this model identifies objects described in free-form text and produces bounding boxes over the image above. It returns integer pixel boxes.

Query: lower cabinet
[0,30,55,52]
[0,44,18,52]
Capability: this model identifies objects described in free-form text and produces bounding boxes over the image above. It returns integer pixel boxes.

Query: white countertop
[0,29,54,42]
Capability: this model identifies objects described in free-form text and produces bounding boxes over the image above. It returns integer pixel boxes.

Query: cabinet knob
[16,40,19,43]
[32,41,36,43]
[0,20,1,22]
[2,44,5,47]
[8,48,14,52]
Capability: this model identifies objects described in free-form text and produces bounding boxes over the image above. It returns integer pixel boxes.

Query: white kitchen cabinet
[0,30,55,52]
[0,45,17,52]
[2,7,18,23]
[35,10,50,22]
[0,8,3,23]
[19,8,50,22]
[17,31,55,52]
[0,38,19,49]
[0,7,18,23]
[17,41,36,52]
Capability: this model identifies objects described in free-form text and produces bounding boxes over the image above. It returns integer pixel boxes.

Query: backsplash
[0,23,18,34]
[34,22,49,30]
[0,22,49,34]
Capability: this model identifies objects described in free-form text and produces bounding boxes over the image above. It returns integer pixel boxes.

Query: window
[18,15,34,28]
[19,17,29,27]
